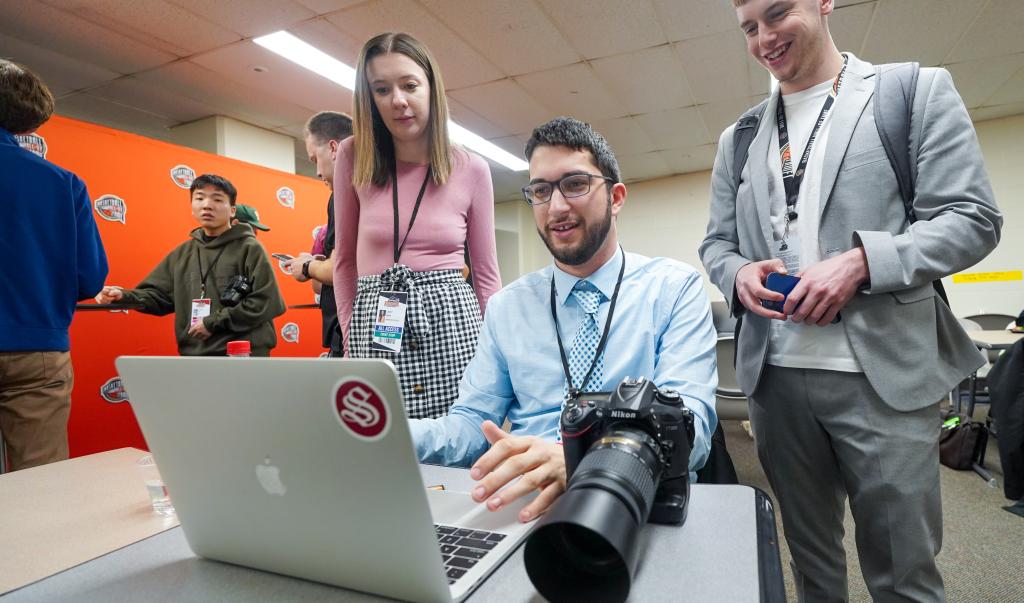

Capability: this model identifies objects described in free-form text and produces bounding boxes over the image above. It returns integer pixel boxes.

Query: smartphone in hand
[761,272,840,323]
[271,253,293,262]
[761,272,800,313]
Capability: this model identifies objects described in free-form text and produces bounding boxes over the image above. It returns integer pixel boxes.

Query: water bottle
[226,340,251,357]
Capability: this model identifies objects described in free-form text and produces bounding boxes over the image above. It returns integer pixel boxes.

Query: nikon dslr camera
[524,377,695,603]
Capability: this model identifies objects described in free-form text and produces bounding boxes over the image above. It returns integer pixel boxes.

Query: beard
[538,197,613,266]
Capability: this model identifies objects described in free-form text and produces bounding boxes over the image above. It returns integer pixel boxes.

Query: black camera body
[561,376,695,525]
[220,274,253,307]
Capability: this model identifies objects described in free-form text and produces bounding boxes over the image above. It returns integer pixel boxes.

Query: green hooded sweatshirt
[121,224,286,356]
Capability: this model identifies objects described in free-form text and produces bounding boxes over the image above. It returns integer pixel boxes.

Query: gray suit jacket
[700,54,1002,411]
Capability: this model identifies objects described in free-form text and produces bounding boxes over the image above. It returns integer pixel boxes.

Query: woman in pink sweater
[333,32,501,419]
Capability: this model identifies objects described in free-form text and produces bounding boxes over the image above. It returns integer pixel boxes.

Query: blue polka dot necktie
[566,280,606,395]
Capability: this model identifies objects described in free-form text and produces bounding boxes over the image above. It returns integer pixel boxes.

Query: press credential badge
[190,298,211,327]
[371,291,408,353]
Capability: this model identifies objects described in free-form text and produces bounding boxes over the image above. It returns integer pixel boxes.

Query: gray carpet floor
[722,413,1024,602]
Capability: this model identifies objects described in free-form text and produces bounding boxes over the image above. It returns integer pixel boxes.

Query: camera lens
[524,427,663,603]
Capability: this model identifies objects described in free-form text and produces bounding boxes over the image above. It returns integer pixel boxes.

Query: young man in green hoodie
[96,174,285,356]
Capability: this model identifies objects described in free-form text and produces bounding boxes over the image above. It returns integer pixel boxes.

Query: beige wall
[493,113,1024,319]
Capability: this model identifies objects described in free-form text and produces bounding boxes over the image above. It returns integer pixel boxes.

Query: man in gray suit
[701,1,1002,601]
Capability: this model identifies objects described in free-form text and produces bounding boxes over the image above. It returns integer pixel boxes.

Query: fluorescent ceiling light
[254,31,528,171]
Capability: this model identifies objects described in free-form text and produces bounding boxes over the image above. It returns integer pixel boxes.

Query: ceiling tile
[324,0,502,90]
[449,79,552,135]
[675,30,759,104]
[514,63,627,123]
[660,144,718,175]
[946,53,1024,109]
[85,76,221,124]
[589,117,657,157]
[860,0,984,66]
[636,106,711,151]
[650,0,740,42]
[489,134,531,159]
[616,151,670,183]
[169,0,316,38]
[948,0,1024,64]
[698,95,768,142]
[0,2,176,73]
[134,61,314,128]
[829,1,876,58]
[420,0,578,76]
[538,0,666,60]
[591,46,696,115]
[986,66,1024,107]
[969,101,1024,123]
[293,0,365,16]
[55,93,177,142]
[447,98,506,140]
[48,0,241,57]
[0,33,121,97]
[189,40,354,115]
[287,18,364,67]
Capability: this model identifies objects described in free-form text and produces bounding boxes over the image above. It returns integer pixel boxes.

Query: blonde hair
[352,32,452,188]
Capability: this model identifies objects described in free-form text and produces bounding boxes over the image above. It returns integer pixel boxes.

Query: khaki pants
[0,351,74,471]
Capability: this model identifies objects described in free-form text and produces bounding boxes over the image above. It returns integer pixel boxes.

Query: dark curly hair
[524,116,621,183]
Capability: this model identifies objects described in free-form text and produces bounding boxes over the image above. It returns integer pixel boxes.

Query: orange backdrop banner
[35,115,332,457]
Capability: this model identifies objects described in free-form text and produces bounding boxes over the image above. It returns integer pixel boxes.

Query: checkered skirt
[348,264,482,419]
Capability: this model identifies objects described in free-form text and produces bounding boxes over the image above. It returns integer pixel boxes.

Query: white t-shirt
[764,78,862,373]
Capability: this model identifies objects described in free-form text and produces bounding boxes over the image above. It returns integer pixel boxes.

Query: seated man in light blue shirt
[410,117,718,522]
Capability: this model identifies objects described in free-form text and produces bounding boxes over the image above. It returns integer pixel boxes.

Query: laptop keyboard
[434,524,506,584]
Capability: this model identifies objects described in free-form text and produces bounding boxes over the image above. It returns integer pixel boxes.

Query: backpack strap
[874,62,919,221]
[731,99,770,191]
[874,62,950,305]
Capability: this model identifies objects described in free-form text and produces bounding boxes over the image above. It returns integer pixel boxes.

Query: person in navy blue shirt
[410,117,718,522]
[0,59,108,471]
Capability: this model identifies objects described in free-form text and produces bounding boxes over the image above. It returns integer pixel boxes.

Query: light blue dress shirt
[409,249,719,476]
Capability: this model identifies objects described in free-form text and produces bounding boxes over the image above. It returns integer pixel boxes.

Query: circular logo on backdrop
[100,377,129,403]
[281,322,299,343]
[15,133,47,158]
[276,186,295,209]
[94,195,127,224]
[333,379,389,440]
[170,164,196,189]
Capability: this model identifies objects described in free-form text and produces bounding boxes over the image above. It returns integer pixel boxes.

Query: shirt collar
[0,128,17,147]
[552,246,625,306]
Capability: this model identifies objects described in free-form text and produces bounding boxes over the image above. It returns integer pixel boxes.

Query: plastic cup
[137,454,175,517]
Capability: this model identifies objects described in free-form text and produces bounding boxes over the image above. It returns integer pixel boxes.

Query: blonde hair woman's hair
[352,32,452,188]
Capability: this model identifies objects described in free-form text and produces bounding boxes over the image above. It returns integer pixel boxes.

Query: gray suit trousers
[748,365,944,603]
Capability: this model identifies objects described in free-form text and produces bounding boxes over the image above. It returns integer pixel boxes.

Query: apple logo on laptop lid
[333,379,390,441]
[256,457,287,496]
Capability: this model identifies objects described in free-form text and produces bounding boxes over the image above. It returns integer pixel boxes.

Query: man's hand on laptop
[468,420,566,523]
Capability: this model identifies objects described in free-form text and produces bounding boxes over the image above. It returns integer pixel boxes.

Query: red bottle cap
[226,340,251,356]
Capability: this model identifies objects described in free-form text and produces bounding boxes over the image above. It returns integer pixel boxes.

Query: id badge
[370,291,408,353]
[190,298,211,327]
[774,234,801,275]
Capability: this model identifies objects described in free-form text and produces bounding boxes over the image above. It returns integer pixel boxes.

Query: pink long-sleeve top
[333,137,501,353]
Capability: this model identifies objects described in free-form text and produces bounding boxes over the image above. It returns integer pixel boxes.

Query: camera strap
[195,245,228,299]
[550,246,626,398]
[392,168,432,265]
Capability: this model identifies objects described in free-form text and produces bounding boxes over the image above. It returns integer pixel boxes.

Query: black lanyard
[195,245,227,299]
[776,55,848,239]
[550,247,626,397]
[392,168,432,264]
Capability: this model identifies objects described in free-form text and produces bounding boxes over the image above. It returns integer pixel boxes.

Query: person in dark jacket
[0,59,109,471]
[96,175,285,356]
[986,338,1024,509]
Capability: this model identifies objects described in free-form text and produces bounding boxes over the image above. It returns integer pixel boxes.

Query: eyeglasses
[521,173,615,206]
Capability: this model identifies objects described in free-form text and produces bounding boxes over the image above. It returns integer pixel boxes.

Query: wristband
[301,259,313,279]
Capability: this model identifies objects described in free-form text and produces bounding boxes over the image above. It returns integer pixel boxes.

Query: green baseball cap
[235,204,270,231]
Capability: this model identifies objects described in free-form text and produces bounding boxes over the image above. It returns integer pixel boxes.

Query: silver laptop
[117,356,534,603]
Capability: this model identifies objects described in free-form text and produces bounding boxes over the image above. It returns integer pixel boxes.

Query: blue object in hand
[760,272,841,323]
